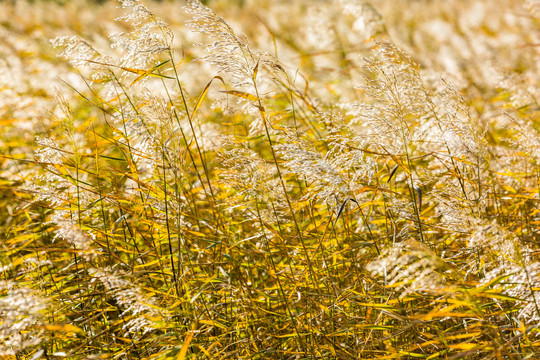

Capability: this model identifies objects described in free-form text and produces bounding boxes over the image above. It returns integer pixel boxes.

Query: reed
[0,0,539,358]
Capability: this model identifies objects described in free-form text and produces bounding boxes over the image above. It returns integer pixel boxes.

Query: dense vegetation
[1,0,539,358]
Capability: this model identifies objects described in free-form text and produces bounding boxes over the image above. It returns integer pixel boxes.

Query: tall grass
[1,0,539,358]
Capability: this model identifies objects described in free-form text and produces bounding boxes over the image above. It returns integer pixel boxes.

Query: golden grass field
[1,0,539,358]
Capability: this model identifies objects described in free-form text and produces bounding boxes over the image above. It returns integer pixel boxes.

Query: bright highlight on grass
[0,0,539,358]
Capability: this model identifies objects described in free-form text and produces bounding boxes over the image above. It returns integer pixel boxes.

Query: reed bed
[1,0,539,358]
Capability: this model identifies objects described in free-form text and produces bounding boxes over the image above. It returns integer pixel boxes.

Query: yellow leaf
[42,324,84,333]
[199,319,228,330]
[252,60,260,81]
[221,90,258,102]
[448,343,480,350]
[185,230,206,237]
[192,76,225,119]
[177,326,196,360]
[398,351,426,358]
[502,185,517,193]
[355,302,395,309]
